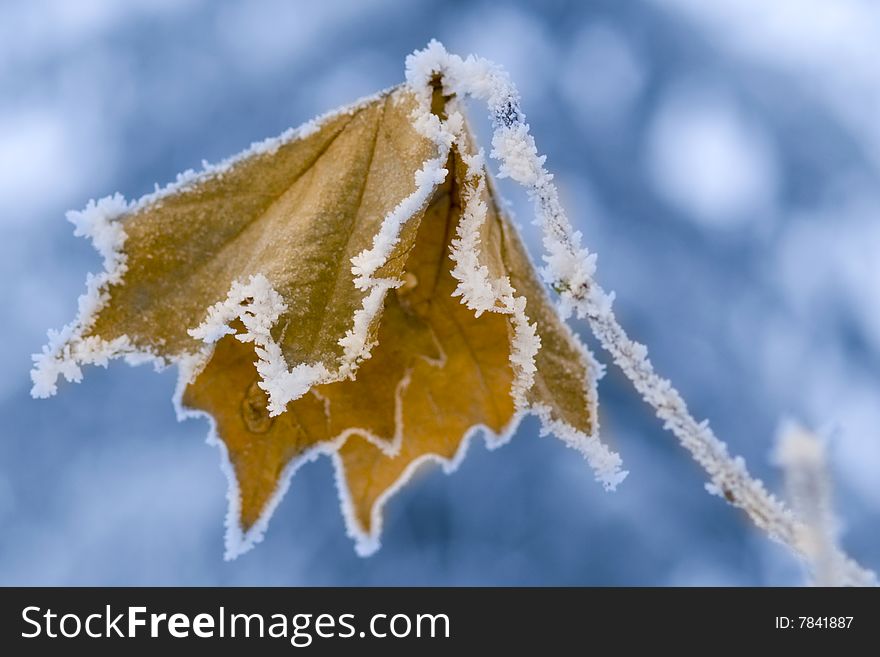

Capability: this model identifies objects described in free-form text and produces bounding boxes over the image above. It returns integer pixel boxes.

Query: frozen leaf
[181,138,621,557]
[34,50,626,559]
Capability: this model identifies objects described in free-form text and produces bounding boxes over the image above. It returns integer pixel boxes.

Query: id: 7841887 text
[775,617,853,629]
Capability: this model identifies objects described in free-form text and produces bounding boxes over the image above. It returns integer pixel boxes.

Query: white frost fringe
[406,40,875,583]
[443,109,625,490]
[175,385,346,560]
[188,274,334,417]
[339,95,455,377]
[30,194,143,398]
[332,417,523,557]
[775,422,877,587]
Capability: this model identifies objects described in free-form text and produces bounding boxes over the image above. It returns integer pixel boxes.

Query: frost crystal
[187,274,336,417]
[30,194,136,398]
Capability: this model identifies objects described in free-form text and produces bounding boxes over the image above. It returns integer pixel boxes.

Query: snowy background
[2,0,879,585]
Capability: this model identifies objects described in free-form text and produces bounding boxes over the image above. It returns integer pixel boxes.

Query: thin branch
[577,285,875,586]
[407,40,877,585]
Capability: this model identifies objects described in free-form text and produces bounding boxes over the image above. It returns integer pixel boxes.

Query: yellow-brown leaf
[182,139,600,552]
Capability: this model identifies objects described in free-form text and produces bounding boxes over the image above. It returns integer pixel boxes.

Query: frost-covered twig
[775,423,877,587]
[406,41,876,584]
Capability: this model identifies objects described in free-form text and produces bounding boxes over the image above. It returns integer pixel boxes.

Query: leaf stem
[406,40,878,585]
[576,279,876,586]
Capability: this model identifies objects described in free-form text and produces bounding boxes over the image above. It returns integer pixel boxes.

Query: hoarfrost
[340,97,454,376]
[30,194,135,398]
[187,274,336,417]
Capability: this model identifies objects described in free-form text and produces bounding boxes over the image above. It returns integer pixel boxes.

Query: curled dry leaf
[32,58,625,557]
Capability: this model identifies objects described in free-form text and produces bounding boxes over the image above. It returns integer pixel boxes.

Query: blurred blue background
[1,0,878,585]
